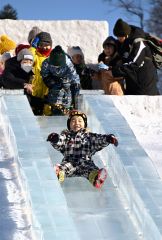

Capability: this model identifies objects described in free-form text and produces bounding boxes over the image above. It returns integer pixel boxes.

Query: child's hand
[107,134,118,147]
[47,133,59,143]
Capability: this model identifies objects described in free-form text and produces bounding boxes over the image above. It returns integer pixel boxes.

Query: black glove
[107,134,118,147]
[47,133,59,143]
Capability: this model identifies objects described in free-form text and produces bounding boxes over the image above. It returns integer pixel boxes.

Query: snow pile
[111,95,162,179]
[0,19,108,63]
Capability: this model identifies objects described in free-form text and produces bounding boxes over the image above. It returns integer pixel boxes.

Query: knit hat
[36,32,52,46]
[0,35,16,55]
[113,19,131,37]
[28,26,42,44]
[17,48,33,62]
[15,42,30,55]
[67,110,87,130]
[1,52,12,61]
[67,46,84,58]
[49,45,66,66]
[103,36,117,48]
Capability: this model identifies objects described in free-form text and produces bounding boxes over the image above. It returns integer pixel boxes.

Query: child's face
[70,116,85,132]
[21,59,33,65]
[104,45,115,57]
[72,54,83,64]
[117,36,127,43]
[38,42,51,50]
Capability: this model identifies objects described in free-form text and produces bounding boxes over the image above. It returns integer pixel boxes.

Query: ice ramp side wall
[81,95,162,240]
[0,95,80,240]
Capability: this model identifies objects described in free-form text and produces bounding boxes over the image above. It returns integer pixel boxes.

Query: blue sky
[0,0,146,36]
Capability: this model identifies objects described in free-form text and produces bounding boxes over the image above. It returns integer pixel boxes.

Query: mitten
[47,133,59,143]
[98,62,109,70]
[106,134,118,147]
[31,37,40,48]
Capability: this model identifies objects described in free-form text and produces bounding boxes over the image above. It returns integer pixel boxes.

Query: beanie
[1,52,12,61]
[36,32,52,46]
[15,42,30,55]
[103,36,117,48]
[0,35,16,55]
[67,110,87,130]
[49,45,66,66]
[67,46,84,58]
[17,48,33,62]
[113,19,131,37]
[28,26,42,44]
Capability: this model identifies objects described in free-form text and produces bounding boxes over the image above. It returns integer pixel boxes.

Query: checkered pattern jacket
[50,128,111,162]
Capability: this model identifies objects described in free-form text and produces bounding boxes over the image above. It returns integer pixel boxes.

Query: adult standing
[111,18,159,95]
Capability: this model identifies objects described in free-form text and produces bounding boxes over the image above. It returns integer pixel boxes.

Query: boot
[89,168,107,189]
[54,164,65,183]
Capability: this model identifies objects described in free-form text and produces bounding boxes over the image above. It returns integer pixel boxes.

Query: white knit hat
[17,48,33,62]
[67,46,84,58]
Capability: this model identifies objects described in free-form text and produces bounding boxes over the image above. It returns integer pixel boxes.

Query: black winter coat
[2,56,33,89]
[112,25,159,95]
[74,63,92,90]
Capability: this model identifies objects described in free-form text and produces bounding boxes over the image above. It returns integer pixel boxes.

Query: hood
[129,25,146,41]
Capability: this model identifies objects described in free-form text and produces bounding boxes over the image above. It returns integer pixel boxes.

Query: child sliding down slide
[47,110,118,189]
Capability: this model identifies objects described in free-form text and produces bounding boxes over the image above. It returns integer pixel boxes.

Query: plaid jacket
[50,128,111,163]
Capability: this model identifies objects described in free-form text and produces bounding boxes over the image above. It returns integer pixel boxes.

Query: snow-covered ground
[111,95,162,179]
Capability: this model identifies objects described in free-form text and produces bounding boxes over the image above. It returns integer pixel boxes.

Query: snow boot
[89,168,107,189]
[54,164,65,183]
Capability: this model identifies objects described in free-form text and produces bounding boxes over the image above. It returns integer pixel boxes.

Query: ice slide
[37,116,139,240]
[0,93,161,240]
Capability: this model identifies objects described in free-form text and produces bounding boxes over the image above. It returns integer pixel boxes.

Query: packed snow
[111,95,162,179]
[0,19,108,64]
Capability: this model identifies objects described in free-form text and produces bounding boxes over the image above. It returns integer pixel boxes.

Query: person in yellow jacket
[29,31,52,115]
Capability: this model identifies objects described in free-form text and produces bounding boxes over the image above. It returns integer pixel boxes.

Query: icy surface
[81,95,162,240]
[1,93,162,240]
[0,123,33,240]
[1,95,80,240]
[38,116,140,240]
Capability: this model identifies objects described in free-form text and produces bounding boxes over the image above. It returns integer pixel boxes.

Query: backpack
[133,34,162,69]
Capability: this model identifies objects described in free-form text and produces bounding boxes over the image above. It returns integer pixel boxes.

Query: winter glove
[31,37,40,48]
[98,63,109,70]
[47,133,59,143]
[106,134,118,147]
